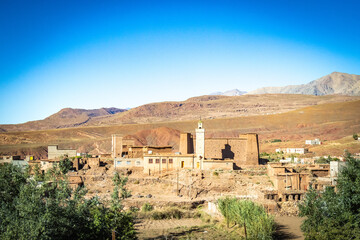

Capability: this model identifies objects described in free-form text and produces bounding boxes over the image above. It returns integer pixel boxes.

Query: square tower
[111,134,123,158]
[195,120,205,159]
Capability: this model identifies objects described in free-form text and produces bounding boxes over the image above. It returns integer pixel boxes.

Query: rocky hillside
[2,94,360,132]
[1,107,127,132]
[89,94,360,126]
[248,72,360,96]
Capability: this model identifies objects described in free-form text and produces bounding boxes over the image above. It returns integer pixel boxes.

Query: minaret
[195,119,205,159]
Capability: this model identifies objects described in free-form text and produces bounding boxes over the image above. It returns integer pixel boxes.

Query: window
[126,161,131,165]
[136,161,141,165]
[169,159,173,164]
[149,159,153,164]
[162,159,166,164]
[117,161,122,165]
[156,159,160,164]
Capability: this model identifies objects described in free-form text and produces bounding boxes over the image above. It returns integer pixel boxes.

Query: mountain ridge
[247,72,360,96]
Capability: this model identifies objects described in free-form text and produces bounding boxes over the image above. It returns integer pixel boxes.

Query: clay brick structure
[48,145,76,160]
[179,133,194,154]
[111,134,137,158]
[179,121,260,167]
[142,121,259,174]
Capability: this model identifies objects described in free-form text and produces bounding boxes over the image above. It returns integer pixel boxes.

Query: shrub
[141,203,153,212]
[213,171,219,176]
[353,133,358,140]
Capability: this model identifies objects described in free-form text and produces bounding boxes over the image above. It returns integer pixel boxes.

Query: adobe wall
[143,155,196,174]
[111,135,123,158]
[48,145,77,160]
[180,133,194,154]
[203,160,233,170]
[239,133,259,166]
[204,139,247,162]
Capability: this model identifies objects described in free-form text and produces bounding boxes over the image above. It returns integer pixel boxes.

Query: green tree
[299,152,360,239]
[0,163,136,240]
[59,156,73,174]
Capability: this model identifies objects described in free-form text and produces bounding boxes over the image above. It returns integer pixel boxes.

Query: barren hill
[124,127,181,149]
[1,99,359,158]
[1,107,126,132]
[84,94,360,126]
[248,72,360,96]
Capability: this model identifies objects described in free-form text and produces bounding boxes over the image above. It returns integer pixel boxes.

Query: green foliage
[59,157,73,174]
[315,155,339,164]
[213,171,219,176]
[217,197,275,239]
[0,163,136,240]
[33,163,44,181]
[353,133,358,140]
[141,203,153,212]
[299,152,360,239]
[270,139,282,143]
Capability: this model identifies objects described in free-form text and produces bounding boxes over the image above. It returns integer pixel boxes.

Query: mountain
[2,99,360,158]
[248,72,360,96]
[2,94,360,132]
[210,89,247,96]
[1,107,127,132]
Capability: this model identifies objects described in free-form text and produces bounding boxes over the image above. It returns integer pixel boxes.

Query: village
[1,121,356,219]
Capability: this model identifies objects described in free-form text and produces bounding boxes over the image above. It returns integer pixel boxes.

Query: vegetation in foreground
[299,152,360,239]
[0,163,136,240]
[217,197,275,240]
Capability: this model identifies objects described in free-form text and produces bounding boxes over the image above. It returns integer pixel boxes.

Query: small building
[305,139,321,145]
[48,145,77,160]
[114,158,143,168]
[276,148,308,154]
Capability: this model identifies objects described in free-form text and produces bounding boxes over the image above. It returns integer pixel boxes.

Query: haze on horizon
[1,0,360,124]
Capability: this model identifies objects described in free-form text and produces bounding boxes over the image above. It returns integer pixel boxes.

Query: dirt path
[136,218,206,239]
[274,216,305,240]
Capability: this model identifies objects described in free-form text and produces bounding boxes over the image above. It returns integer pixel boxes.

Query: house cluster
[263,160,346,202]
[114,121,260,174]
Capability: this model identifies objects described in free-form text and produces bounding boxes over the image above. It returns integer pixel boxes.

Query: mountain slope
[248,72,360,96]
[1,107,127,132]
[1,99,360,158]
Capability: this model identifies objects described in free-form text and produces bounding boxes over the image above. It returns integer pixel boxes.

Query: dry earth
[1,98,360,158]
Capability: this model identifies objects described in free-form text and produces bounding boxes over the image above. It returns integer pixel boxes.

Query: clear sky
[1,0,360,124]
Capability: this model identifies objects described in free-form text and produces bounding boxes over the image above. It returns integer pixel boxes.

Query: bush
[353,133,358,140]
[141,203,153,212]
[271,139,282,143]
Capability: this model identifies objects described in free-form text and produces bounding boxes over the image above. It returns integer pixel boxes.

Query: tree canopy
[299,152,360,239]
[0,163,136,240]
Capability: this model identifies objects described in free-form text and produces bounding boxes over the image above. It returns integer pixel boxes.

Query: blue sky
[1,0,360,124]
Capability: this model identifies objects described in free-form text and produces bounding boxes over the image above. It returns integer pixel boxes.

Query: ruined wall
[203,160,233,170]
